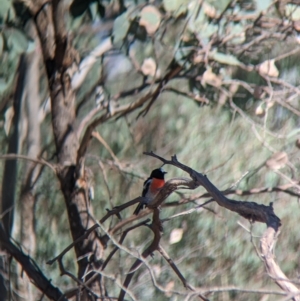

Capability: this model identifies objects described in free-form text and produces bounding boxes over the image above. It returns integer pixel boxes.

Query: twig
[102,220,150,271]
[137,64,183,118]
[92,131,120,163]
[118,208,162,301]
[47,196,146,267]
[0,225,67,301]
[162,199,214,222]
[72,38,113,90]
[158,245,209,300]
[144,151,281,228]
[47,223,99,265]
[0,154,56,174]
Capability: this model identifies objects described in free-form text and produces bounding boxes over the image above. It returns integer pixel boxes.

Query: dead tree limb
[0,224,67,301]
[143,152,300,300]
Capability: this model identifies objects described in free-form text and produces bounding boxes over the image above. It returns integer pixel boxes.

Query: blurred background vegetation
[1,0,300,300]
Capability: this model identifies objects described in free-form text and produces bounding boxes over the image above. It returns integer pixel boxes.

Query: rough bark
[1,56,25,235]
[32,1,104,298]
[15,20,42,301]
[0,224,68,301]
[0,56,26,300]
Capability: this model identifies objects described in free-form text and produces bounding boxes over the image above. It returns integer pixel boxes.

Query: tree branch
[0,154,56,174]
[144,152,281,229]
[143,152,300,299]
[0,225,67,301]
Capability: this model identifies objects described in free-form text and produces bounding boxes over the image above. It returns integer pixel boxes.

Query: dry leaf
[266,101,274,108]
[193,52,205,64]
[294,20,300,31]
[4,106,14,136]
[201,68,222,87]
[258,59,279,77]
[139,5,161,35]
[255,104,265,117]
[164,281,175,297]
[169,228,183,244]
[203,2,217,18]
[152,265,161,277]
[141,57,157,77]
[266,152,288,170]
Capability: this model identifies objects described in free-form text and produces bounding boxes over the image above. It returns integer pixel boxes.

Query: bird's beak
[163,171,168,174]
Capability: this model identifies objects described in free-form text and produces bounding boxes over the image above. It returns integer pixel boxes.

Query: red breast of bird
[146,178,165,199]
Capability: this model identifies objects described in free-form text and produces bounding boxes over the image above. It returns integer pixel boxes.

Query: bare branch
[0,225,67,301]
[118,208,162,301]
[71,38,113,90]
[144,152,281,229]
[157,245,194,291]
[143,152,300,299]
[0,154,56,174]
[261,228,300,301]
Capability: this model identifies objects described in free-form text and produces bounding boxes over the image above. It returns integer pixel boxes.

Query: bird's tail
[133,202,144,215]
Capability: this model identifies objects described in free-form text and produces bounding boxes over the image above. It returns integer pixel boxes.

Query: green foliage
[209,51,242,67]
[3,28,32,54]
[112,11,130,44]
[0,0,15,23]
[163,0,189,16]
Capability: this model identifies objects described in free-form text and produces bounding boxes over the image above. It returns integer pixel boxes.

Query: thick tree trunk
[0,56,26,299]
[1,56,25,235]
[16,21,41,301]
[32,1,104,298]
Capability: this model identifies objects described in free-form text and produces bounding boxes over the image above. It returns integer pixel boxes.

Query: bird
[133,167,167,215]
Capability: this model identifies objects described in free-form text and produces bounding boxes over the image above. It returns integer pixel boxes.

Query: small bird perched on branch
[133,167,167,215]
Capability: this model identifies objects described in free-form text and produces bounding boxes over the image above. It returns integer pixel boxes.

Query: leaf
[206,0,232,13]
[256,0,272,13]
[88,2,98,21]
[0,34,3,56]
[152,265,161,277]
[0,0,14,22]
[112,12,130,44]
[258,59,279,77]
[294,20,300,31]
[129,40,155,67]
[0,78,10,94]
[163,0,189,16]
[227,23,246,45]
[4,28,28,54]
[285,4,300,21]
[255,104,265,117]
[153,40,174,75]
[201,67,222,87]
[165,281,175,297]
[188,5,218,41]
[203,2,217,18]
[209,51,241,66]
[139,5,161,35]
[4,106,14,136]
[141,57,157,77]
[188,3,206,33]
[266,152,288,170]
[169,228,183,244]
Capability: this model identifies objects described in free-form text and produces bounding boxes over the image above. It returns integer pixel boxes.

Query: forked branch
[144,151,281,229]
[141,152,299,300]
